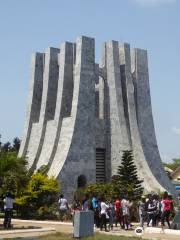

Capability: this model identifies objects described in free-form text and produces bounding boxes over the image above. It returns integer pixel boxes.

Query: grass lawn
[12,233,142,240]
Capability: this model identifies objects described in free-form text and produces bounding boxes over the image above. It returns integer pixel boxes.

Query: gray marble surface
[19,36,177,199]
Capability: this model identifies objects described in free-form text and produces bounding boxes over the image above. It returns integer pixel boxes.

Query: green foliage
[0,135,21,152]
[12,137,21,152]
[0,136,60,220]
[1,141,11,151]
[79,150,143,202]
[116,150,144,201]
[0,151,29,196]
[163,158,180,171]
[37,164,49,176]
[81,183,114,200]
[16,172,59,219]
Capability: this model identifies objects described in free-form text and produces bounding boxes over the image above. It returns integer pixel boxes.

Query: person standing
[71,197,81,226]
[58,194,69,221]
[121,196,130,230]
[108,200,115,230]
[138,196,146,228]
[3,192,14,229]
[100,197,109,231]
[92,196,97,210]
[95,199,101,228]
[82,194,89,211]
[161,192,173,229]
[92,196,100,228]
[114,197,122,228]
[147,198,156,227]
[153,195,161,226]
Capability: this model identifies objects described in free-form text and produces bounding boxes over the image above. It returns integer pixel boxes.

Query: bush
[16,173,59,219]
[0,151,29,196]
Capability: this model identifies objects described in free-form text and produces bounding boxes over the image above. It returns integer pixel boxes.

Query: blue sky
[0,0,179,162]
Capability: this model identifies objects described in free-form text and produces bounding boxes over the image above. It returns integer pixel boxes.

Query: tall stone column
[99,43,110,181]
[132,48,176,194]
[18,53,44,158]
[119,43,164,191]
[48,36,96,199]
[105,41,131,176]
[37,42,74,169]
[26,47,59,170]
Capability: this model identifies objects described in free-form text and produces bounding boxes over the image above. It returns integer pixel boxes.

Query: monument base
[73,210,94,238]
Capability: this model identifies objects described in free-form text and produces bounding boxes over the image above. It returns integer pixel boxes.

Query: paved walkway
[0,219,73,239]
[0,219,180,239]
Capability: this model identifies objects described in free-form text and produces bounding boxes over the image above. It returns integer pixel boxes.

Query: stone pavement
[0,219,73,239]
[0,219,180,239]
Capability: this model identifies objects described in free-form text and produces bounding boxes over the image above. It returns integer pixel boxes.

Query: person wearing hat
[138,196,146,228]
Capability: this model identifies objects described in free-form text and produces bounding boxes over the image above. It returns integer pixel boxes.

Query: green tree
[116,150,144,201]
[37,164,49,176]
[163,158,180,171]
[76,151,144,202]
[81,183,114,200]
[1,141,11,152]
[0,134,2,149]
[0,135,21,152]
[12,137,21,152]
[16,172,59,219]
[0,151,29,196]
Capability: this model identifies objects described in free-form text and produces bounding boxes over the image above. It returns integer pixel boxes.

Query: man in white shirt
[58,194,69,221]
[3,192,14,229]
[100,197,109,231]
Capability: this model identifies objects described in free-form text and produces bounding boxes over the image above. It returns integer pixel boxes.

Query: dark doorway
[77,175,87,188]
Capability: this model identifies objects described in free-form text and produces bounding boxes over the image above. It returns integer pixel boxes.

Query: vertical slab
[99,43,111,181]
[48,36,96,199]
[132,48,176,194]
[105,41,131,176]
[26,47,60,169]
[37,42,74,169]
[18,53,44,158]
[39,47,60,122]
[95,64,99,118]
[119,44,163,191]
[99,43,106,120]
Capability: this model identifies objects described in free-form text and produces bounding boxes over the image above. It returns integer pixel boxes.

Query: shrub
[16,173,59,219]
[0,151,29,196]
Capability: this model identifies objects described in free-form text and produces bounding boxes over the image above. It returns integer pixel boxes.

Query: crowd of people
[58,191,177,231]
[138,192,175,229]
[0,191,177,231]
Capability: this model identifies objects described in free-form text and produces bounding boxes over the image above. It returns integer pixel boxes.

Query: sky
[0,0,179,162]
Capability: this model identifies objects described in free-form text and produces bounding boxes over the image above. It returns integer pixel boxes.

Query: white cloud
[171,127,180,135]
[132,0,176,6]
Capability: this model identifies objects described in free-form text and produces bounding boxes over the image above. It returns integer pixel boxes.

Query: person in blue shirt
[92,196,97,210]
[91,195,100,228]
